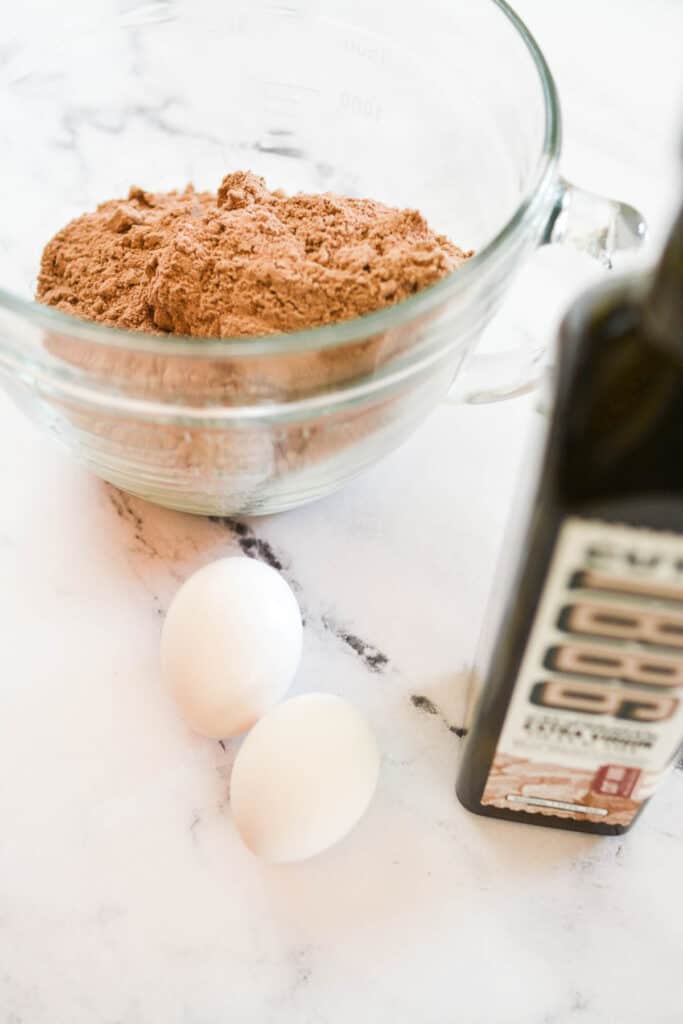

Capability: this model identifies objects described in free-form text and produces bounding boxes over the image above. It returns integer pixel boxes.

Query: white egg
[230,693,380,863]
[161,557,302,738]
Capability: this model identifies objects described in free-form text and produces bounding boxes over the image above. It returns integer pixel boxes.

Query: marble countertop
[2,2,683,1022]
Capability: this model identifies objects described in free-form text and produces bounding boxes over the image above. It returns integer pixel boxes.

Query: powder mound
[37,171,472,337]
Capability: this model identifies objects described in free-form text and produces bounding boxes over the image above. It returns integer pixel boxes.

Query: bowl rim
[0,0,562,360]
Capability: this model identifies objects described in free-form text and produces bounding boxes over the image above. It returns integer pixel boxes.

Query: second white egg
[230,693,380,863]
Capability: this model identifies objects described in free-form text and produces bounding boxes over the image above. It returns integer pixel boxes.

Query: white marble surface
[1,2,683,1022]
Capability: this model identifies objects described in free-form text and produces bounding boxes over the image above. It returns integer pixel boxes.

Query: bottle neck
[644,203,683,352]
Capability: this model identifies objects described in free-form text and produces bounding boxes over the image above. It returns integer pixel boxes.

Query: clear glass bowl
[0,0,644,514]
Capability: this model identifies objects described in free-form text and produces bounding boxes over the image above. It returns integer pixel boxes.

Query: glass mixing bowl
[0,0,644,514]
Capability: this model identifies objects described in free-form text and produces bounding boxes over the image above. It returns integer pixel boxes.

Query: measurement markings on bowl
[339,91,382,123]
[339,35,390,68]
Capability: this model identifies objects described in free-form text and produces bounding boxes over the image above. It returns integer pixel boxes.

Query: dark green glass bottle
[456,201,683,835]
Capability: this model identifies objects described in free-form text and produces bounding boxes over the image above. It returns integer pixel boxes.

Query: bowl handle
[451,177,647,405]
[542,176,647,265]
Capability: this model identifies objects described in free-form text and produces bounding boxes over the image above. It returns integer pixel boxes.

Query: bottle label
[481,517,683,826]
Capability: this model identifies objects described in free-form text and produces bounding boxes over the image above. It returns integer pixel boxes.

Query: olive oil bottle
[457,199,683,835]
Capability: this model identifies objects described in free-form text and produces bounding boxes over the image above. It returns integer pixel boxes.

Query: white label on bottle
[482,517,683,826]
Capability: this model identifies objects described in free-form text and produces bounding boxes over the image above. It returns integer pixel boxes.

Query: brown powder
[34,172,472,514]
[37,170,470,337]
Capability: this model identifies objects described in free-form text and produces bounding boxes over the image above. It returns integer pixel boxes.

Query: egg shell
[230,693,380,863]
[161,557,302,738]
